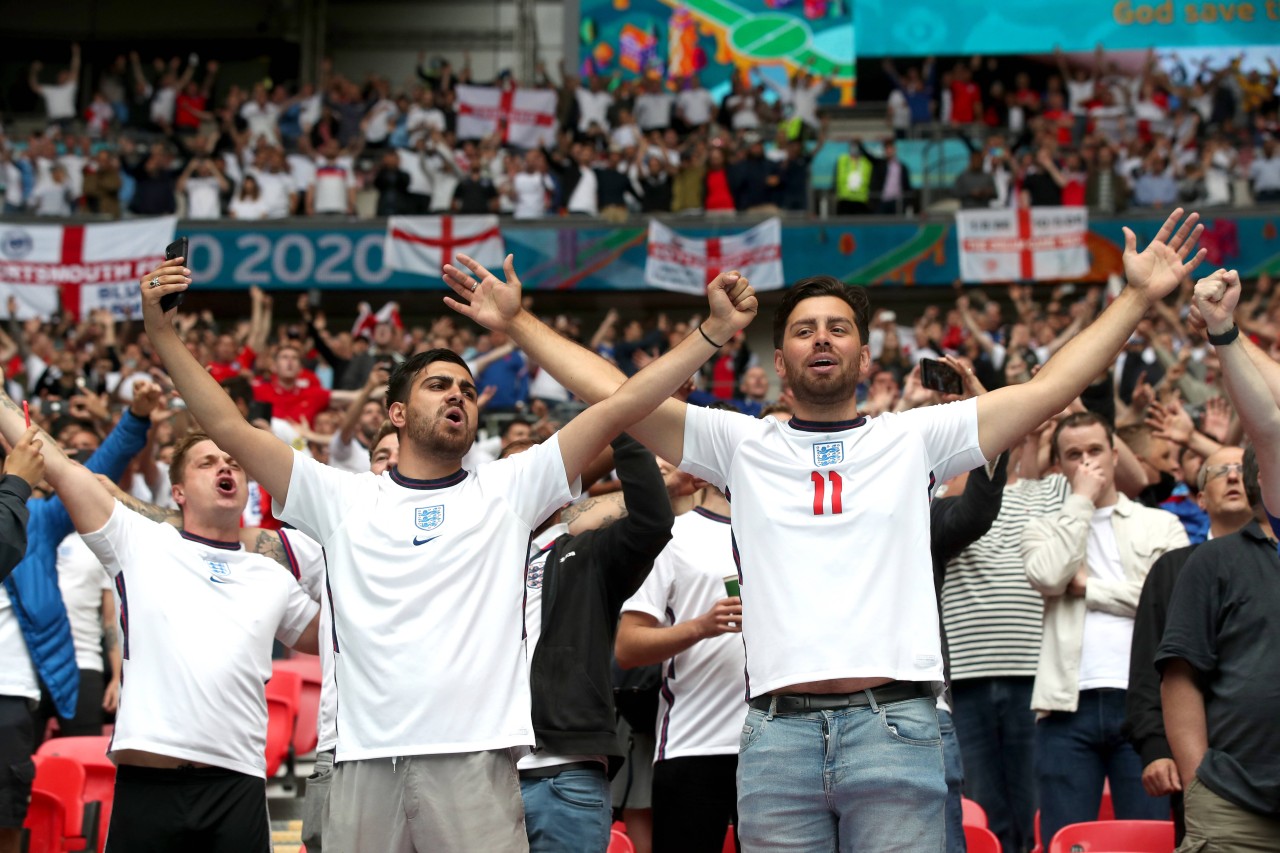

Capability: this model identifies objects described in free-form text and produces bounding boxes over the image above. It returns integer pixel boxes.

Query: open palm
[441,254,524,333]
[1122,208,1206,302]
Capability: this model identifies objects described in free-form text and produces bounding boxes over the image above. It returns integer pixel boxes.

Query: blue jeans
[939,710,966,853]
[737,695,946,853]
[521,766,612,853]
[951,677,1037,853]
[1036,689,1169,847]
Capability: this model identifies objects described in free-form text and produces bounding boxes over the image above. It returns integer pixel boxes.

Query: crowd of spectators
[3,44,1276,221]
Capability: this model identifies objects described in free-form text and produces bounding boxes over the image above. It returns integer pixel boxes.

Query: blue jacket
[3,411,149,718]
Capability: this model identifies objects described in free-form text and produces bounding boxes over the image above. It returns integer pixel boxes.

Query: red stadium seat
[35,736,115,853]
[28,755,96,852]
[608,828,637,853]
[962,797,989,828]
[272,655,322,757]
[1047,820,1175,853]
[265,670,302,782]
[722,823,736,852]
[965,824,1002,853]
[24,789,68,853]
[1099,780,1115,821]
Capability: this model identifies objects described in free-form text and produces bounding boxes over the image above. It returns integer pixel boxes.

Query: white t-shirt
[311,157,354,214]
[275,438,578,761]
[0,588,38,700]
[184,176,222,219]
[241,101,282,146]
[635,92,675,130]
[58,153,87,199]
[676,88,715,126]
[247,169,293,219]
[364,100,397,144]
[1078,506,1133,691]
[55,534,114,672]
[888,90,911,131]
[229,196,269,220]
[567,167,599,216]
[679,400,986,696]
[622,507,747,760]
[395,149,433,197]
[512,171,553,219]
[84,504,318,777]
[406,106,446,145]
[277,529,336,751]
[517,524,606,772]
[1066,80,1094,115]
[40,82,78,120]
[576,89,614,132]
[329,433,371,474]
[150,86,177,125]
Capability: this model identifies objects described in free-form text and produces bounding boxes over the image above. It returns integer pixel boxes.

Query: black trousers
[105,765,270,853]
[652,754,739,853]
[36,669,107,738]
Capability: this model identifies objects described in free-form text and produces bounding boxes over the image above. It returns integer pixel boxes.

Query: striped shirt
[942,474,1070,680]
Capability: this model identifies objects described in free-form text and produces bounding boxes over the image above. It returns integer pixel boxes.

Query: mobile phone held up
[920,358,964,396]
[161,237,189,313]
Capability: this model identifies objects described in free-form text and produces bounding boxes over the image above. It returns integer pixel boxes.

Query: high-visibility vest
[834,154,872,203]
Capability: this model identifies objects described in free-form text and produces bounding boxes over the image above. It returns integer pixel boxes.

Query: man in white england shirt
[616,482,746,851]
[0,404,322,853]
[443,206,1207,851]
[141,251,759,852]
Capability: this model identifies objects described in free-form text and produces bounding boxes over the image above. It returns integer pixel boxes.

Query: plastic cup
[723,574,740,599]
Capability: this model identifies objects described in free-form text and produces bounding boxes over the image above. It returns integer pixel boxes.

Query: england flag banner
[956,206,1088,282]
[645,218,785,295]
[456,85,558,149]
[0,217,176,320]
[384,215,505,277]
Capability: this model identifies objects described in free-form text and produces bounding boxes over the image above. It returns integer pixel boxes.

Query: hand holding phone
[920,358,964,396]
[161,237,189,313]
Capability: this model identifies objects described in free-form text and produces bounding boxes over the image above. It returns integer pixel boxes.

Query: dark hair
[220,376,253,407]
[1050,411,1115,464]
[707,401,741,414]
[772,276,871,349]
[498,438,540,459]
[169,431,214,486]
[500,418,532,440]
[371,419,398,455]
[386,348,472,409]
[1243,443,1261,509]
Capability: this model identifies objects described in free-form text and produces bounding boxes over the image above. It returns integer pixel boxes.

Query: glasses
[1203,463,1244,483]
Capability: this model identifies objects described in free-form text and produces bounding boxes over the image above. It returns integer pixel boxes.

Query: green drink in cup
[723,574,740,599]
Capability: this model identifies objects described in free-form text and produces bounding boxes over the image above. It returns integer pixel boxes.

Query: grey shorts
[325,749,528,853]
[301,748,334,852]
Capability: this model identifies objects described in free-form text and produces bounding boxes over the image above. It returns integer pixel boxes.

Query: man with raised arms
[442,207,1205,851]
[137,254,757,851]
[0,381,322,852]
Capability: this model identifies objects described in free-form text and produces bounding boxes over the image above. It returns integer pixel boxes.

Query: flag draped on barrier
[644,218,785,295]
[0,217,176,320]
[955,206,1089,282]
[384,215,506,277]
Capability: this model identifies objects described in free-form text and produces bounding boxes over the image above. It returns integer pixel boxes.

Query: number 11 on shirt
[810,471,844,515]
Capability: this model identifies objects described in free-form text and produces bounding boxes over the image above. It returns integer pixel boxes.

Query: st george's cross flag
[455,85,558,149]
[0,217,176,320]
[645,218,785,295]
[384,215,506,278]
[956,206,1088,282]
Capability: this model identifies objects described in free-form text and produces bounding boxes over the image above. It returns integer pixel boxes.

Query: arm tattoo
[116,491,182,526]
[103,623,118,651]
[254,529,291,571]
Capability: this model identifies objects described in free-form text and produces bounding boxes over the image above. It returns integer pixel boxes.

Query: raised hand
[704,270,758,342]
[1121,208,1206,303]
[128,379,165,418]
[138,258,190,329]
[1192,269,1241,336]
[1144,399,1193,445]
[694,597,743,638]
[2,426,45,488]
[442,253,525,333]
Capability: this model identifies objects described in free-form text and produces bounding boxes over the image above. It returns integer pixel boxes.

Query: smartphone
[920,358,964,396]
[162,237,189,313]
[248,401,274,422]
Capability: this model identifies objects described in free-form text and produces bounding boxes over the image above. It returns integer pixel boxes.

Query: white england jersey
[276,436,577,761]
[622,507,747,760]
[680,400,986,697]
[277,529,336,751]
[83,504,319,778]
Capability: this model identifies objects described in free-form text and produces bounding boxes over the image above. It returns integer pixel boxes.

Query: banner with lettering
[956,207,1089,282]
[645,218,785,294]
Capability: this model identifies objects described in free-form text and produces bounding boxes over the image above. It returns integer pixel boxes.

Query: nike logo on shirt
[413,535,441,546]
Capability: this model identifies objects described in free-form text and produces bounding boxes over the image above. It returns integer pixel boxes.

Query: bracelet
[1206,324,1240,347]
[697,324,724,348]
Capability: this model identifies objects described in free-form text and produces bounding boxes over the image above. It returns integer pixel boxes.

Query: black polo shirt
[1156,521,1280,817]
